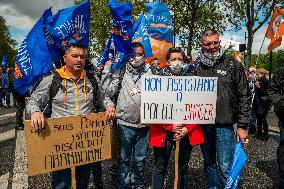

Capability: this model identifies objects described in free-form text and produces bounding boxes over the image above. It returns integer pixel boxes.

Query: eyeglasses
[202,41,220,47]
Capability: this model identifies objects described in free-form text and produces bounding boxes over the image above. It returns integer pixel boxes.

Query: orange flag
[234,51,246,68]
[266,7,284,51]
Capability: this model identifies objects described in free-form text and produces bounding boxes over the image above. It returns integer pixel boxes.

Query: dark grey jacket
[192,55,251,127]
[269,64,284,121]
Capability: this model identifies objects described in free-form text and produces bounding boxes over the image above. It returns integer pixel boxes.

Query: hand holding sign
[31,112,45,129]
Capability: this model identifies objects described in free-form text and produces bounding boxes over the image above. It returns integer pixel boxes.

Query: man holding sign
[26,43,105,189]
[191,29,251,188]
[105,42,153,189]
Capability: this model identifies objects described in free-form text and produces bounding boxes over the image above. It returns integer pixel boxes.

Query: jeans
[200,124,235,189]
[116,124,149,189]
[152,131,192,189]
[91,162,103,188]
[4,88,10,107]
[52,164,91,189]
[248,111,256,134]
[111,119,119,174]
[278,120,284,188]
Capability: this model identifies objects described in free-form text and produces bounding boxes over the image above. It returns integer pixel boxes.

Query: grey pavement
[0,110,281,189]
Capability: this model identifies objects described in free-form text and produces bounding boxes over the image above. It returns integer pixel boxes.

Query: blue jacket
[2,73,9,89]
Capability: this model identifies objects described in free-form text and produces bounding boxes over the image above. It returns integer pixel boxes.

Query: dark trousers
[52,164,91,189]
[152,131,192,189]
[256,114,268,137]
[0,89,4,106]
[14,91,26,127]
[278,120,284,188]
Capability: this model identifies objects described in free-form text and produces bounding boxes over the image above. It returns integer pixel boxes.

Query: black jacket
[269,64,284,121]
[191,55,251,127]
[253,76,270,115]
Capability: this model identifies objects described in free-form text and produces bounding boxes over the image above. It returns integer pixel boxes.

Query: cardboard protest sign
[24,112,111,176]
[141,75,218,124]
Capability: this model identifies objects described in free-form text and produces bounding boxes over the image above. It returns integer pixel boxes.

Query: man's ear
[63,54,67,63]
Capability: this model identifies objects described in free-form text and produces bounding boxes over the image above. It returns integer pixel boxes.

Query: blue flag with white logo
[133,14,152,58]
[97,0,133,71]
[46,0,90,62]
[225,142,248,189]
[14,8,54,95]
[145,1,173,43]
[1,54,7,69]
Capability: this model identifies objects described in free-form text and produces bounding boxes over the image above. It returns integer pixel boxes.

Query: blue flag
[46,0,90,62]
[133,14,152,58]
[97,0,133,71]
[1,54,7,69]
[225,142,248,189]
[14,8,54,95]
[145,2,173,43]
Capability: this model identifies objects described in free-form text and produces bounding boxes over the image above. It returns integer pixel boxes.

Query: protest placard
[24,112,111,176]
[141,75,218,124]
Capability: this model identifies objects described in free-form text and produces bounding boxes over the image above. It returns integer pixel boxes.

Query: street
[0,109,281,189]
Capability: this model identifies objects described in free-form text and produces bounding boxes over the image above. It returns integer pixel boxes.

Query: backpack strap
[85,70,100,112]
[50,71,64,100]
[43,71,63,117]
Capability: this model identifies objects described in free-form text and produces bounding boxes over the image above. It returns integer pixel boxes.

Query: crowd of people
[2,28,280,188]
[0,65,26,130]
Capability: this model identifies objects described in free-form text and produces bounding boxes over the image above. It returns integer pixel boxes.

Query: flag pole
[174,140,180,189]
[71,167,77,189]
[88,0,91,60]
[255,35,266,67]
[269,51,273,80]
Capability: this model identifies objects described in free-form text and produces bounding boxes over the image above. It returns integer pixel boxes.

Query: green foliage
[251,50,284,73]
[0,16,17,67]
[221,0,281,66]
[167,0,226,56]
[75,0,147,59]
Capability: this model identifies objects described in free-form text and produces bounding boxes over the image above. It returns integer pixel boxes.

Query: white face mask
[130,56,144,68]
[204,50,221,60]
[169,60,184,75]
[102,64,111,74]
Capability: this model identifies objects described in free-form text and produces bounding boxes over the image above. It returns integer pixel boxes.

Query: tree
[0,16,17,66]
[251,50,284,73]
[166,0,226,61]
[75,0,147,59]
[222,0,282,66]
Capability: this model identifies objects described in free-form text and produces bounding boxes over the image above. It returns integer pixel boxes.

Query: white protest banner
[141,75,218,124]
[24,113,111,176]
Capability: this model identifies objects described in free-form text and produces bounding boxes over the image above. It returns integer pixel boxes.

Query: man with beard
[190,29,251,188]
[27,43,104,189]
[105,42,152,189]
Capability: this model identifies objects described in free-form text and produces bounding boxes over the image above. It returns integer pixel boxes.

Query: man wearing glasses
[190,29,251,188]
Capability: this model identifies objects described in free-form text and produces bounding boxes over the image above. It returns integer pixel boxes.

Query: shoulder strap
[118,66,126,89]
[86,70,100,112]
[50,71,63,100]
[42,71,63,117]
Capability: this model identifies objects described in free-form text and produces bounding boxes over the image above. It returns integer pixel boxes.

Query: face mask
[169,60,184,75]
[130,56,144,68]
[204,51,221,60]
[102,64,111,74]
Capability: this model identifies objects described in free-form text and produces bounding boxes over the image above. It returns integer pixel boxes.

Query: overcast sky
[0,0,282,55]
